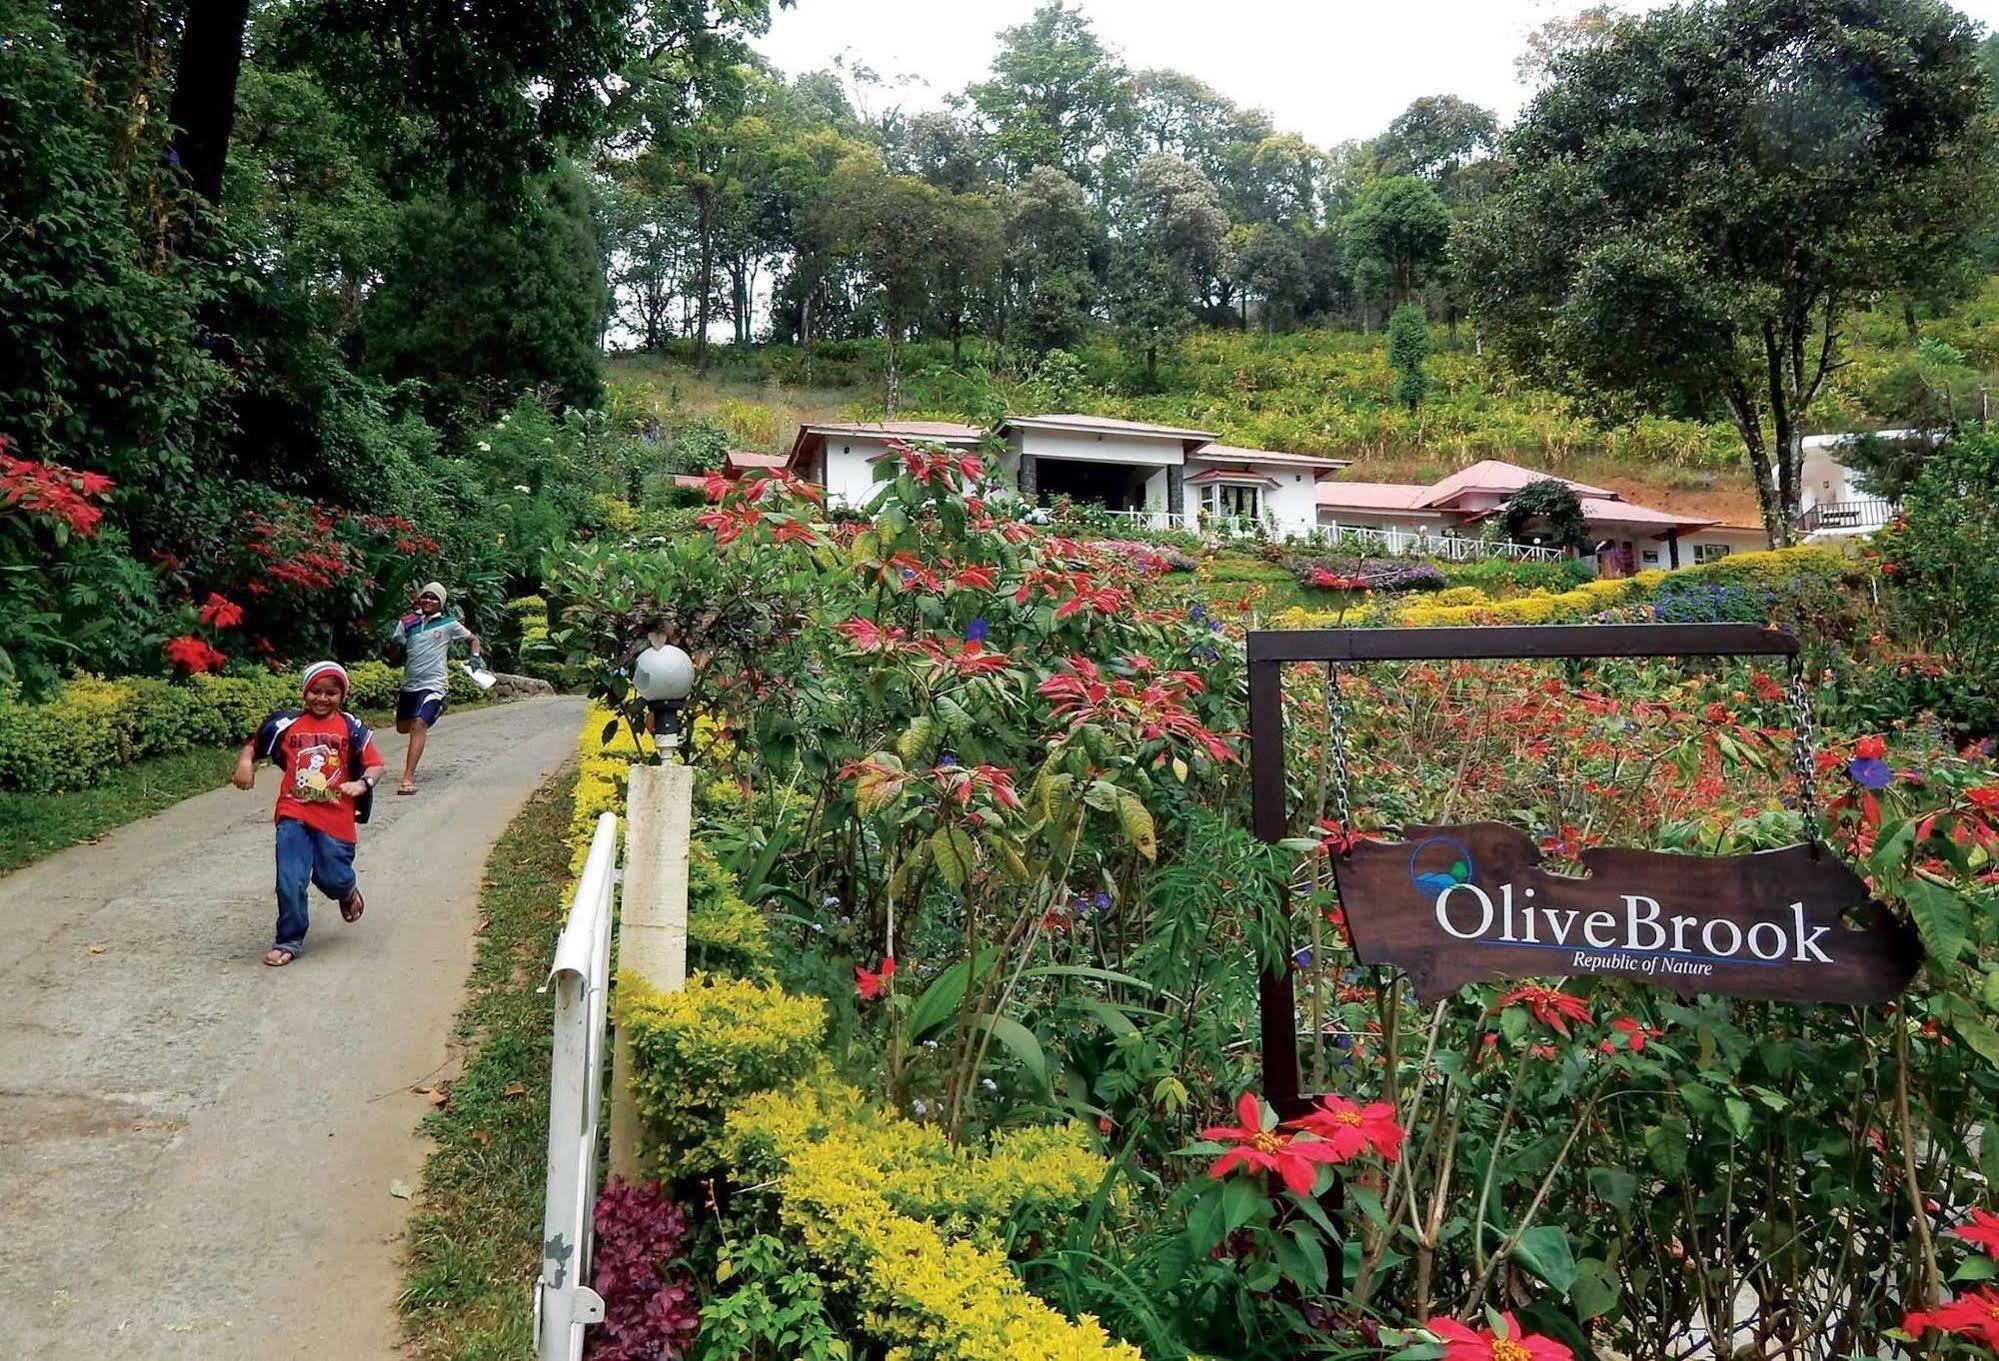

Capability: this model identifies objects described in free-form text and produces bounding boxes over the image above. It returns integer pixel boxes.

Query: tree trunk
[695,188,713,374]
[951,322,963,364]
[167,0,253,204]
[802,283,815,387]
[1446,305,1459,350]
[884,326,900,415]
[1145,344,1158,387]
[1904,299,1920,345]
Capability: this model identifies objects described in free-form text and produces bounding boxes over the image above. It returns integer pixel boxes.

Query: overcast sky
[757,0,1999,148]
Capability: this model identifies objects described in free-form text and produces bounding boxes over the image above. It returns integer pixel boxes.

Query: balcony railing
[1794,498,1897,536]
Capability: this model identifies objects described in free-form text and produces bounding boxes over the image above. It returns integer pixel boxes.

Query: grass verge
[402,764,578,1360]
[0,745,239,875]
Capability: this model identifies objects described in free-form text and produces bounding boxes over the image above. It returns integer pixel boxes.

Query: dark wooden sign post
[1246,624,1922,1115]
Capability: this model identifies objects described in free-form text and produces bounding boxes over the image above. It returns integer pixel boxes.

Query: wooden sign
[1331,822,1922,1004]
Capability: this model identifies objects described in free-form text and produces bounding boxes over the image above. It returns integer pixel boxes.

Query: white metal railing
[1316,523,1566,562]
[535,811,618,1361]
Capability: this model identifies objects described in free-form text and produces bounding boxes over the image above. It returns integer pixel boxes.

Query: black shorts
[395,689,446,725]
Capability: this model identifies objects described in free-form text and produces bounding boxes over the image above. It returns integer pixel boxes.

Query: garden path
[0,694,585,1359]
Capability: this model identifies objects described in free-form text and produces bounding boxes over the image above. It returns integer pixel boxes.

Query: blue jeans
[274,818,357,952]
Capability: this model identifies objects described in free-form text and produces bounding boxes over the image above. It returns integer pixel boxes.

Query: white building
[787,420,988,511]
[1316,460,1767,574]
[779,412,1346,537]
[1793,430,1931,540]
[995,414,1346,537]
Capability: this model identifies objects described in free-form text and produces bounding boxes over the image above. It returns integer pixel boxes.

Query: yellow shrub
[1430,585,1492,607]
[619,972,827,1177]
[726,1083,1137,1361]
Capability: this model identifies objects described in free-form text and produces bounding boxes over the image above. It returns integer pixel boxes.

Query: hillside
[606,281,1999,526]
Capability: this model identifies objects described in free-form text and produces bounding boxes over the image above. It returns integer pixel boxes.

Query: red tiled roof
[1418,460,1615,508]
[726,450,789,471]
[1575,496,1715,534]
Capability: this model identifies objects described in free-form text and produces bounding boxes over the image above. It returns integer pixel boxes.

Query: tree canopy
[1460,0,1999,542]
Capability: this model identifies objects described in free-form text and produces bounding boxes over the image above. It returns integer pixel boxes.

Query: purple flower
[1293,947,1314,970]
[938,751,957,767]
[1848,757,1892,790]
[1093,891,1110,911]
[965,616,988,643]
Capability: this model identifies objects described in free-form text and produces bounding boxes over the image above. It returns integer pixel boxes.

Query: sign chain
[1326,663,1354,835]
[1786,655,1824,845]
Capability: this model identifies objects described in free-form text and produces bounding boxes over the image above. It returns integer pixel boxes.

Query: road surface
[0,695,585,1359]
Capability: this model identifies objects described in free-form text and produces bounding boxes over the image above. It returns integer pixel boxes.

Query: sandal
[340,888,365,923]
[263,947,298,967]
[396,780,418,796]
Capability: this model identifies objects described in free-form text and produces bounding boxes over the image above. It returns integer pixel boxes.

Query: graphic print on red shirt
[272,712,382,843]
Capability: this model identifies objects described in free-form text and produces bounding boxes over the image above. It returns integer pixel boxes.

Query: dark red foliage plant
[587,1178,699,1360]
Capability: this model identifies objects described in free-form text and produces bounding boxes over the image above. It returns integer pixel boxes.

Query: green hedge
[0,661,486,794]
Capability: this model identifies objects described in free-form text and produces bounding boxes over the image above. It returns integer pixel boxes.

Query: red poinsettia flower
[1430,1312,1575,1360]
[1854,734,1888,760]
[196,593,244,629]
[1498,984,1592,1037]
[1966,786,1999,816]
[1600,1016,1660,1054]
[854,956,895,1002]
[1904,1287,1999,1346]
[1202,1092,1345,1196]
[1287,1093,1404,1163]
[1951,1208,1999,1259]
[163,635,226,675]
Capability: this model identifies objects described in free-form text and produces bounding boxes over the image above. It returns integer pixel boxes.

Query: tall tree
[1005,166,1103,352]
[1341,175,1450,307]
[1370,95,1498,187]
[966,1,1134,196]
[812,154,946,411]
[1460,0,1999,544]
[930,194,1004,362]
[1110,153,1230,384]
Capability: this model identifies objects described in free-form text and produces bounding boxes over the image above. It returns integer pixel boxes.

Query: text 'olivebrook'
[1433,882,1833,978]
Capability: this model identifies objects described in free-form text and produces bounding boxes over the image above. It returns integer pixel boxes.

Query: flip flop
[396,781,418,796]
[340,888,365,923]
[263,947,298,967]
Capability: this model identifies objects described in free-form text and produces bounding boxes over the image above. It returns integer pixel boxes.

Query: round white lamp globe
[632,644,694,702]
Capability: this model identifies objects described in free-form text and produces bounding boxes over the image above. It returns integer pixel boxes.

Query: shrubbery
[0,662,485,793]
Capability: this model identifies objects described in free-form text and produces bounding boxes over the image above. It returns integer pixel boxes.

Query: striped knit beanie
[301,661,349,696]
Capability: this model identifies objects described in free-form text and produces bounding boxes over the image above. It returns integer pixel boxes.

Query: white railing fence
[534,811,618,1361]
[1316,523,1565,562]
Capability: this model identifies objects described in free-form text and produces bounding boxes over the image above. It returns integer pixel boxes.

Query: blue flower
[1093,891,1111,911]
[1848,757,1892,790]
[938,751,957,767]
[164,147,181,167]
[965,616,988,643]
[1293,947,1314,970]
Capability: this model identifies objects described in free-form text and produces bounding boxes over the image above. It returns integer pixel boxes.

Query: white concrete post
[608,762,694,1181]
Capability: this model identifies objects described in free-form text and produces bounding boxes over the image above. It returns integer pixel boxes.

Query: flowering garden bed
[547,446,1999,1359]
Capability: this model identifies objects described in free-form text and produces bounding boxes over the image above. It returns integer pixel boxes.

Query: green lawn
[401,766,577,1361]
[0,745,240,875]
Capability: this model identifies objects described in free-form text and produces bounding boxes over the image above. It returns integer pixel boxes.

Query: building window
[1695,543,1732,564]
[1220,485,1261,519]
[1641,550,1661,567]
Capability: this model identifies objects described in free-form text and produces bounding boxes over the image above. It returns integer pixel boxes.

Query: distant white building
[1793,429,1934,540]
[780,412,1346,538]
[1315,460,1767,575]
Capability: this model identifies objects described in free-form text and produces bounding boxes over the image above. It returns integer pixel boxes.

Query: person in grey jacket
[387,581,482,795]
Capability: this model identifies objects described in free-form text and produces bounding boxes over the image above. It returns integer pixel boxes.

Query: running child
[389,581,482,796]
[232,661,385,966]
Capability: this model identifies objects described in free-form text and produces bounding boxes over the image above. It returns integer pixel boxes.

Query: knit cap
[301,661,349,696]
[418,581,448,606]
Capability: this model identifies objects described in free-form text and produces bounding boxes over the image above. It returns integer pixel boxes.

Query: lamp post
[631,643,695,752]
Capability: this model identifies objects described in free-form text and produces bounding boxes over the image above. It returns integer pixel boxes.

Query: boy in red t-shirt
[233,661,386,966]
